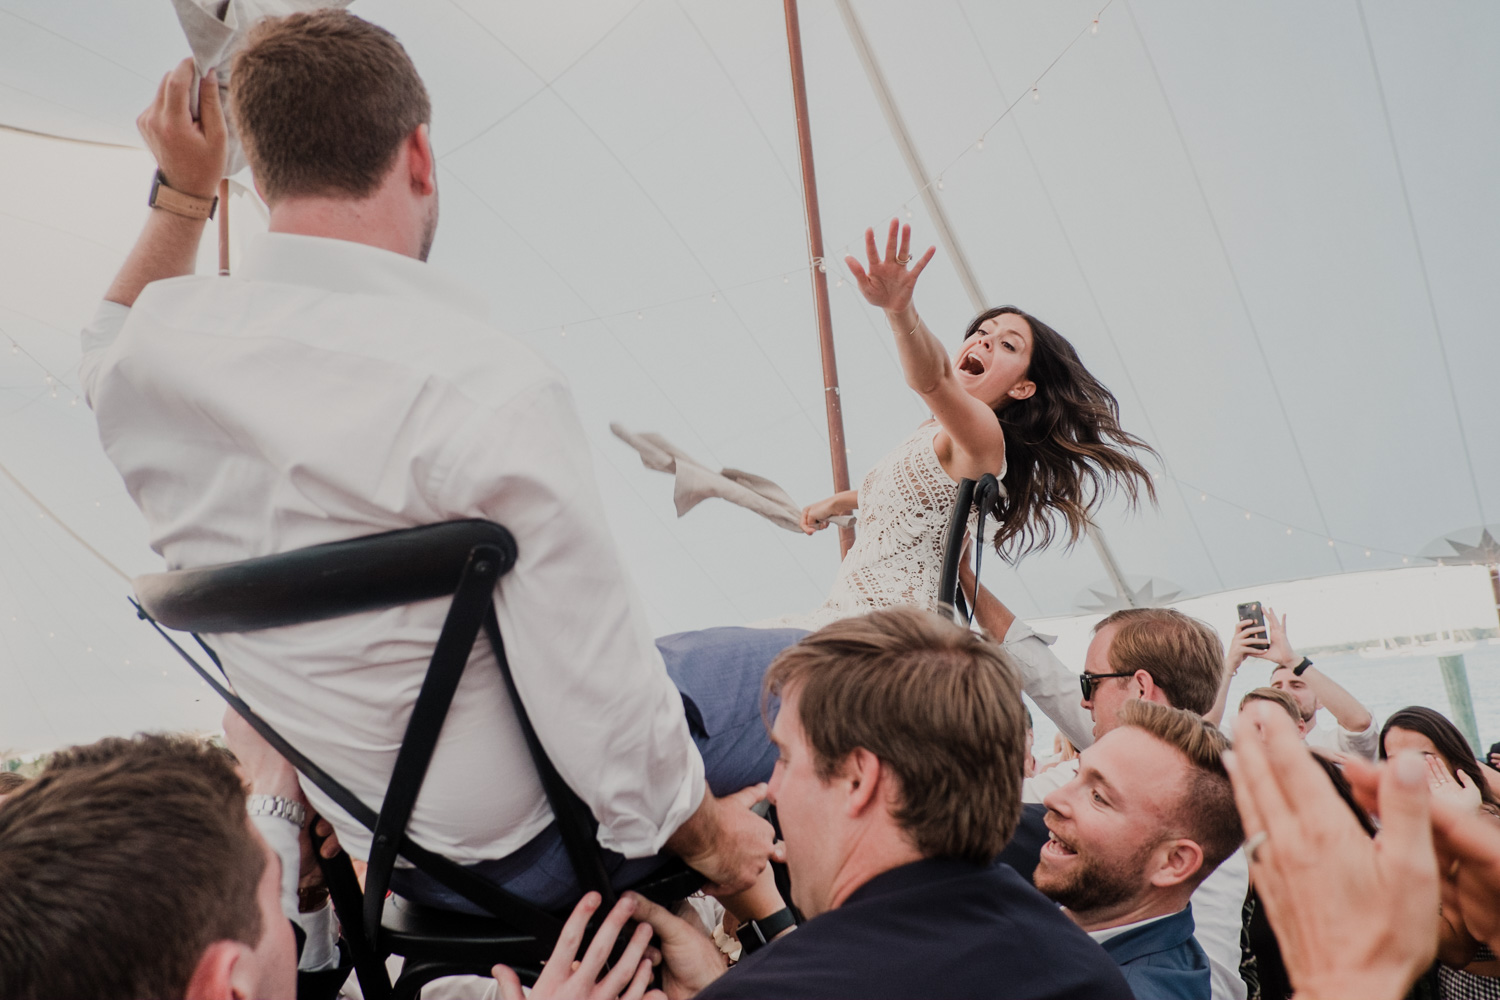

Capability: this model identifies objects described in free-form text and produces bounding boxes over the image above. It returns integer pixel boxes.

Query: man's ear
[1148,839,1204,890]
[183,940,243,1000]
[1136,671,1171,707]
[1007,379,1036,401]
[408,123,435,196]
[843,748,884,818]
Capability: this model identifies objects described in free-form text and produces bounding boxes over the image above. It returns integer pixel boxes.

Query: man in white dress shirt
[964,573,1252,1000]
[81,12,787,911]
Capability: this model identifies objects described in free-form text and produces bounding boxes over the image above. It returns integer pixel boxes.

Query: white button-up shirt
[81,233,705,864]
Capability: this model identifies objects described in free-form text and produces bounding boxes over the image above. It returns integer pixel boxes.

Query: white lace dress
[758,423,1004,631]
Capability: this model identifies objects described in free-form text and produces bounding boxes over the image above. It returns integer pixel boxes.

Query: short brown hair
[1117,700,1242,880]
[0,735,265,1000]
[1240,686,1304,723]
[764,607,1026,863]
[231,10,431,201]
[1095,608,1223,715]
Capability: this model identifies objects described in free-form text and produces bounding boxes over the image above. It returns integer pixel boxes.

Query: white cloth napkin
[611,423,853,534]
[170,0,352,176]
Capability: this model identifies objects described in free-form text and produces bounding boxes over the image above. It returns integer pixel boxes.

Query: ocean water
[1028,641,1500,758]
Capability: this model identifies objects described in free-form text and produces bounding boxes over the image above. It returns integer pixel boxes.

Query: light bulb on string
[1031,86,1040,103]
[1402,557,1410,564]
[836,276,844,287]
[69,397,77,407]
[1091,17,1099,35]
[976,138,985,151]
[1327,539,1335,547]
[49,386,57,399]
[783,274,789,283]
[711,292,718,302]
[1285,527,1293,536]
[1198,493,1206,502]
[1364,549,1372,557]
[560,326,567,338]
[9,343,16,354]
[936,178,945,191]
[817,263,826,273]
[636,312,643,321]
[1243,512,1251,520]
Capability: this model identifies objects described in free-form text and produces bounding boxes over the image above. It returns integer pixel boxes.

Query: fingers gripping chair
[132,520,701,1000]
[937,473,1003,624]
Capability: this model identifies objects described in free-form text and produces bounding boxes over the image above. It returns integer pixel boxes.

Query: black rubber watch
[736,907,796,954]
[1291,656,1313,676]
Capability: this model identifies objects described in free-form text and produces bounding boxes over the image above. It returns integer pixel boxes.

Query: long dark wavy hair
[1379,706,1500,814]
[962,307,1157,558]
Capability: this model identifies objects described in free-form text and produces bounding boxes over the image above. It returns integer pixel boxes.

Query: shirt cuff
[80,299,131,356]
[595,748,707,859]
[293,902,340,972]
[249,810,302,924]
[1003,618,1057,646]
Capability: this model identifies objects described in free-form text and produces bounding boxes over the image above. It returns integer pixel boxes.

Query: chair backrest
[936,474,1002,623]
[132,520,609,945]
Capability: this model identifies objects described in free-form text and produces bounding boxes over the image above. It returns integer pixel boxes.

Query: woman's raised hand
[845,219,935,315]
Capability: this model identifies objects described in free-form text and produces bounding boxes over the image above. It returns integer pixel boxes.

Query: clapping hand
[1224,702,1439,1000]
[844,220,935,316]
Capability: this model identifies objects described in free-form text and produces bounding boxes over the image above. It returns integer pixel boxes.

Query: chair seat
[380,898,551,967]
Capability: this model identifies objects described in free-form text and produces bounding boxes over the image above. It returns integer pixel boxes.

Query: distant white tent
[3,0,1499,752]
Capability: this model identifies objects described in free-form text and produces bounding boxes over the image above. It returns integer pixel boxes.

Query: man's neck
[821,831,924,916]
[268,196,417,260]
[1067,891,1188,933]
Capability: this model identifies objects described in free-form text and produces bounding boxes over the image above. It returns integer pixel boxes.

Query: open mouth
[959,353,986,376]
[1042,830,1078,858]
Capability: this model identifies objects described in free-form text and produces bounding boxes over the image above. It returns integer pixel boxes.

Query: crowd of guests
[4,9,1500,1000]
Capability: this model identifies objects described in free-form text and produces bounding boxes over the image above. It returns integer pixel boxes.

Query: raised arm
[1264,606,1373,735]
[845,221,1007,479]
[107,59,226,307]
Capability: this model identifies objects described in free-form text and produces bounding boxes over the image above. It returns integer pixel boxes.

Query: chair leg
[316,847,394,1000]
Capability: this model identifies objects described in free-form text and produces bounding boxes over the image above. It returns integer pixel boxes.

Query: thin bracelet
[905,316,922,336]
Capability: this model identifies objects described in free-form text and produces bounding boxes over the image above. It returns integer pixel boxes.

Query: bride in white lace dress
[764,220,1155,631]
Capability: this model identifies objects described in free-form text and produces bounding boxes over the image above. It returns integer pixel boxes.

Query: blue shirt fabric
[697,857,1133,1000]
[1099,905,1211,1000]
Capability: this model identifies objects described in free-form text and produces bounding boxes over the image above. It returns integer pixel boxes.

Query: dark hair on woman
[1379,705,1500,814]
[962,307,1157,558]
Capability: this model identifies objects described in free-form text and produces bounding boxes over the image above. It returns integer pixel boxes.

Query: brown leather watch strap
[148,170,218,221]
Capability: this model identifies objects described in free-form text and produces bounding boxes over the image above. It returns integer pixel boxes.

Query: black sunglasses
[1079,671,1136,700]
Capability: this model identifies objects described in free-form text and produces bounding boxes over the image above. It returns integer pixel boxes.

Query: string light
[976,138,985,151]
[936,178,945,191]
[636,312,643,320]
[1199,493,1207,502]
[783,275,789,283]
[711,292,718,302]
[1091,17,1099,34]
[1327,540,1335,547]
[1285,527,1293,536]
[9,343,16,354]
[904,206,913,218]
[1243,511,1251,520]
[1365,549,1372,557]
[836,276,845,287]
[560,326,567,337]
[1031,86,1040,103]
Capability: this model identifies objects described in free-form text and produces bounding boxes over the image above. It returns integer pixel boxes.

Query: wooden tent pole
[217,178,230,276]
[783,0,854,558]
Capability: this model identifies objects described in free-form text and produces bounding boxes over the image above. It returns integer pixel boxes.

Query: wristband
[148,170,218,221]
[736,906,796,954]
[1291,656,1313,676]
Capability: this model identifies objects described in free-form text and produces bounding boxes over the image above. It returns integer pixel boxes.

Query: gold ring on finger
[1244,830,1269,864]
[895,254,912,265]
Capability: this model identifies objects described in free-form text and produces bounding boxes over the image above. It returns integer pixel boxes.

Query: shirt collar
[841,856,993,907]
[239,233,489,322]
[1086,905,1187,944]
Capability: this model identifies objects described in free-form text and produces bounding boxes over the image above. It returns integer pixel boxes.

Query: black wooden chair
[936,473,1004,624]
[132,519,701,1000]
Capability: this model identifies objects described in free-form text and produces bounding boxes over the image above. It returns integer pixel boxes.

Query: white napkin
[169,0,352,176]
[611,423,853,534]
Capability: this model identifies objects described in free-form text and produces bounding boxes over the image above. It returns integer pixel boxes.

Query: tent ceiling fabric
[2,0,1498,749]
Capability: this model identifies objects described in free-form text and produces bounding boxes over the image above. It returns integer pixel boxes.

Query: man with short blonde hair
[1036,701,1242,1000]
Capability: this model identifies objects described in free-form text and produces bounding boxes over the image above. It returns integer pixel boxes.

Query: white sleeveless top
[759,424,1004,631]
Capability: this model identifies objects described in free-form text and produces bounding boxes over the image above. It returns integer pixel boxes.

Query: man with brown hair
[964,575,1250,1000]
[1035,700,1243,1000]
[80,10,784,915]
[0,734,296,1000]
[577,609,1130,1000]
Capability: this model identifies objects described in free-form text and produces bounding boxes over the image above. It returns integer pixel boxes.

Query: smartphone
[1236,601,1270,651]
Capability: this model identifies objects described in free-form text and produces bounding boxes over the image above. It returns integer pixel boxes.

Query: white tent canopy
[3,0,1499,752]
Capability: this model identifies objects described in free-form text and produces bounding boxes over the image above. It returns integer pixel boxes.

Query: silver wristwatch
[246,794,307,828]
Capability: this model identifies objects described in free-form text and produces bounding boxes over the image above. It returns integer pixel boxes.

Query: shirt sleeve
[1336,718,1380,760]
[432,377,704,858]
[1002,620,1096,751]
[78,299,132,408]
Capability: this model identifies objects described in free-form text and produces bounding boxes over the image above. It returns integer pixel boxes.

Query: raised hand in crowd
[844,219,935,316]
[492,893,664,1000]
[1224,701,1439,1000]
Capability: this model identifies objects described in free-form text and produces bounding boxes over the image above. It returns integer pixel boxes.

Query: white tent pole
[837,0,1135,607]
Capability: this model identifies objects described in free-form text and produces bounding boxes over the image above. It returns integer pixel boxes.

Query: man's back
[696,858,1131,1000]
[82,232,703,865]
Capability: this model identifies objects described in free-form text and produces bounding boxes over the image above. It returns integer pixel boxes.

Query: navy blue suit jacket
[1098,905,1210,1000]
[696,857,1133,1000]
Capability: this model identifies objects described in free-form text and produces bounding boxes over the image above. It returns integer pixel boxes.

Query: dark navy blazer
[696,857,1133,1000]
[1098,905,1210,1000]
